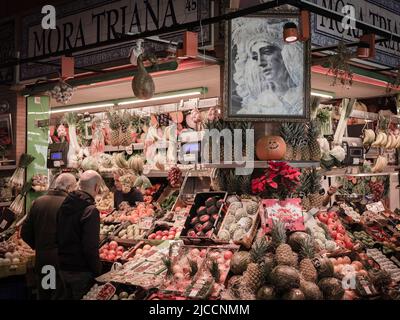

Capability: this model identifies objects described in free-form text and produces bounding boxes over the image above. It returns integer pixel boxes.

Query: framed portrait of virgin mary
[223,12,311,122]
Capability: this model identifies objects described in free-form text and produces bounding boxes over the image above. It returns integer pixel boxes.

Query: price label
[366,201,385,213]
[0,219,7,229]
[139,217,154,230]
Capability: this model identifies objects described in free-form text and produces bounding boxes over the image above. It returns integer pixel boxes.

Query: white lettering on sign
[28,0,200,58]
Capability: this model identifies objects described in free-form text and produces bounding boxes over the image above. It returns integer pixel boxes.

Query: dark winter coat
[21,189,68,272]
[57,190,101,276]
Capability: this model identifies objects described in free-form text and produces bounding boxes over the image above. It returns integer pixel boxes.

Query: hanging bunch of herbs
[328,40,354,88]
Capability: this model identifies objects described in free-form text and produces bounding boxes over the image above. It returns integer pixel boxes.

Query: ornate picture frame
[223,12,311,122]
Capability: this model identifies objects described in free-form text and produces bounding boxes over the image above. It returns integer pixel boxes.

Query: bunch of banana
[371,155,388,173]
[371,131,388,148]
[383,133,400,150]
[362,129,376,145]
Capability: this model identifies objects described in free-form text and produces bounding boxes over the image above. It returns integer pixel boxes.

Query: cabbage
[81,156,99,171]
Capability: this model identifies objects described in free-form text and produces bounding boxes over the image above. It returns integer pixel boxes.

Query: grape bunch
[167,166,183,188]
[369,181,384,202]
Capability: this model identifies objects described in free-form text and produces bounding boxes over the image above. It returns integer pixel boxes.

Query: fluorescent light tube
[51,103,115,114]
[118,90,203,106]
[311,90,335,99]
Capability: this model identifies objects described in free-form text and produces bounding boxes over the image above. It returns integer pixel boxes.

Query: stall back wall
[26,96,49,212]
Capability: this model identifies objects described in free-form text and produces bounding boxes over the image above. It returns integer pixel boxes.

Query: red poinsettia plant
[252,162,301,200]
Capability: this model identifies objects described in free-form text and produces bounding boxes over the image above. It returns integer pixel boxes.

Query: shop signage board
[20,0,211,80]
[312,0,400,68]
[239,0,400,68]
[0,20,15,83]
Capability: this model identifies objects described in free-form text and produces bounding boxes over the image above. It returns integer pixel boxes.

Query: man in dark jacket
[57,170,102,300]
[21,173,77,300]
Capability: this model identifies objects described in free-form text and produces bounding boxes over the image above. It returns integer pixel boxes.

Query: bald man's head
[78,170,103,197]
[54,173,77,193]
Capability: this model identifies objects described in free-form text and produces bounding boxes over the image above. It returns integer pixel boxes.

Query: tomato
[330,230,338,239]
[336,233,345,242]
[223,251,233,260]
[109,241,118,250]
[328,212,338,220]
[336,240,346,247]
[336,225,346,235]
[317,213,329,224]
[328,224,337,233]
[327,218,337,226]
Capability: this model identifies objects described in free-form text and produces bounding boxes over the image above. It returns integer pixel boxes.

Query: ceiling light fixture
[283,22,298,43]
[117,88,205,106]
[50,88,206,114]
[51,103,115,114]
[311,89,335,99]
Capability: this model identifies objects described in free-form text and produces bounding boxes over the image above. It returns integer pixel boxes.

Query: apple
[223,251,233,260]
[148,233,156,239]
[109,241,118,250]
[328,224,337,234]
[155,235,163,240]
[108,250,116,256]
[336,233,345,242]
[317,213,328,224]
[335,240,345,248]
[162,236,168,240]
[328,212,338,220]
[167,234,175,240]
[156,230,163,236]
[327,218,337,226]
[108,254,116,261]
[336,225,346,235]
[100,253,107,260]
[162,230,169,236]
[168,230,176,236]
[345,241,353,250]
[117,246,124,252]
[170,227,177,232]
[330,230,338,239]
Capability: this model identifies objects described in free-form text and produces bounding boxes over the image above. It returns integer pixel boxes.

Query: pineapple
[271,221,297,267]
[308,120,322,161]
[120,111,133,146]
[299,237,318,283]
[299,169,325,210]
[241,263,263,293]
[299,279,323,300]
[106,108,121,146]
[240,237,270,293]
[280,123,294,160]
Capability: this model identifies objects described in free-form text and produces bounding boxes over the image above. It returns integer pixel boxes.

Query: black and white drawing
[224,14,310,121]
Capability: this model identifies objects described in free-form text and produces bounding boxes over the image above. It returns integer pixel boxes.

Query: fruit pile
[218,200,258,243]
[185,196,224,239]
[147,225,181,241]
[316,211,354,250]
[131,244,155,259]
[349,231,376,248]
[100,224,118,238]
[96,192,114,212]
[162,247,208,292]
[143,184,162,203]
[167,166,183,188]
[185,249,234,299]
[99,241,129,262]
[102,202,155,224]
[369,180,385,202]
[222,222,350,300]
[116,223,146,240]
[0,238,34,267]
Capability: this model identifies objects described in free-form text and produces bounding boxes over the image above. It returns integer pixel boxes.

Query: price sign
[366,201,385,213]
[125,145,133,155]
[139,217,154,230]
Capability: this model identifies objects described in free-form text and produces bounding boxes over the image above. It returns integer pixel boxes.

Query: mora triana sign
[20,0,211,80]
[312,0,400,68]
